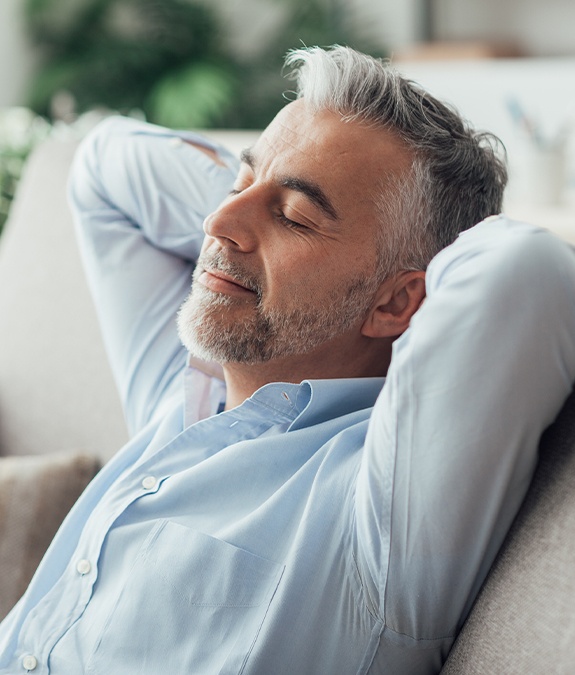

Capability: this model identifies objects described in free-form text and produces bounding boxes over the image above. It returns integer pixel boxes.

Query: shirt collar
[184,355,385,430]
[287,377,385,431]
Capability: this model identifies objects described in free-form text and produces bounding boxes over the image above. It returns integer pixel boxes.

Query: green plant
[24,0,385,131]
[25,0,235,128]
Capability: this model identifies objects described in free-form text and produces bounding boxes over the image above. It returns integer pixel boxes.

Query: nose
[203,189,260,253]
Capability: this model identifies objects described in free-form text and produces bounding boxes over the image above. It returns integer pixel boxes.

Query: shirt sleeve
[68,116,239,435]
[354,216,575,641]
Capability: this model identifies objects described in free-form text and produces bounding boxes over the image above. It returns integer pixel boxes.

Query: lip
[198,269,256,297]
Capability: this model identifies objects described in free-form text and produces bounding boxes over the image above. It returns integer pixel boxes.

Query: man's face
[177,99,411,366]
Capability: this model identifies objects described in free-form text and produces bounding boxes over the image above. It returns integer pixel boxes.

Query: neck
[222,335,391,410]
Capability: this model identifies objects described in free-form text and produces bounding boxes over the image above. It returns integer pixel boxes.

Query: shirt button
[76,559,92,575]
[142,476,157,490]
[22,654,38,670]
[169,136,183,149]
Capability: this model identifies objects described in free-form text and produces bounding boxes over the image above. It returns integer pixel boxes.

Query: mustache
[194,250,263,298]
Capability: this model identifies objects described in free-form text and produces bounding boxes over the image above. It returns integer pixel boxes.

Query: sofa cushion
[0,452,100,620]
[441,387,575,673]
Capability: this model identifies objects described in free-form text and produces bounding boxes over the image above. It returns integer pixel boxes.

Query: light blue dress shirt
[2,116,575,674]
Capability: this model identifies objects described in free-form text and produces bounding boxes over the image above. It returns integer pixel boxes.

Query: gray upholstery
[441,388,575,673]
[0,452,100,620]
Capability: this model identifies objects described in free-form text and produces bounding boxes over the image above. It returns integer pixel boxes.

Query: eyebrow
[240,148,339,222]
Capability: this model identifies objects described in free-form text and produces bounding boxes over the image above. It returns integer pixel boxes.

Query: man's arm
[355,217,575,641]
[68,116,238,435]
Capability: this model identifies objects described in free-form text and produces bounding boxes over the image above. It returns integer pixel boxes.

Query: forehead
[251,99,412,213]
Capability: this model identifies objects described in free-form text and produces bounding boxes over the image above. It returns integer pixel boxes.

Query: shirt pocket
[86,519,284,674]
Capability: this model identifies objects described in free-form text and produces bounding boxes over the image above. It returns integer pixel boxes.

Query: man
[1,46,575,674]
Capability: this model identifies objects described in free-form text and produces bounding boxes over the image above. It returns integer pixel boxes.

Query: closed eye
[276,211,308,230]
[228,189,307,230]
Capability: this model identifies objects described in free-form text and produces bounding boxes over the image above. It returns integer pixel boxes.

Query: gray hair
[284,46,508,276]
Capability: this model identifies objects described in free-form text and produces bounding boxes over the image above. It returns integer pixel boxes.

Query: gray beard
[177,254,380,365]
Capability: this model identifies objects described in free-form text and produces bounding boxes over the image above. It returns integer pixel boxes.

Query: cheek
[264,246,355,304]
[265,240,328,280]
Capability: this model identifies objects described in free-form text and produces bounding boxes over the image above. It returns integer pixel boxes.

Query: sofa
[1,126,575,672]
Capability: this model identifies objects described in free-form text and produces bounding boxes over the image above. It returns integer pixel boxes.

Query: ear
[361,271,426,339]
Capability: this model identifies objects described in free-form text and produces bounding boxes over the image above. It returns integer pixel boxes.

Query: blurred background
[3,0,575,125]
[2,0,575,231]
[1,0,393,130]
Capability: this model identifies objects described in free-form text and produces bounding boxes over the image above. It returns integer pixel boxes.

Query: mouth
[197,268,257,298]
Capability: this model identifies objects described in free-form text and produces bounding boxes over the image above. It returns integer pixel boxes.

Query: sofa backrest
[0,138,129,461]
[441,387,575,673]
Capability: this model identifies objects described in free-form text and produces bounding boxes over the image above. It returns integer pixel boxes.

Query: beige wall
[203,0,575,57]
[427,0,575,56]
